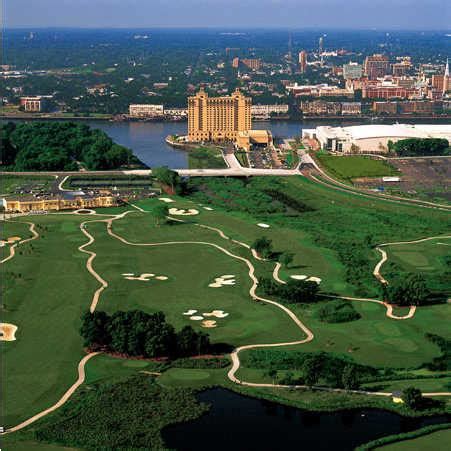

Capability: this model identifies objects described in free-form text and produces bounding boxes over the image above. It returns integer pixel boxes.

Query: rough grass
[317,155,399,182]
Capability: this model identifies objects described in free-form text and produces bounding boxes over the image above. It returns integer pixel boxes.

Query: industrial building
[302,124,451,153]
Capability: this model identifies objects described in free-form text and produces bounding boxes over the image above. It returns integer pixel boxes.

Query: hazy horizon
[4,0,450,30]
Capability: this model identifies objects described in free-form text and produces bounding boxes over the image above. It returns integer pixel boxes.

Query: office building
[343,62,363,80]
[298,50,308,73]
[129,104,164,118]
[19,96,47,112]
[364,54,390,80]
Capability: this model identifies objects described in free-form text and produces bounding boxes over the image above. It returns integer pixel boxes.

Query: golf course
[1,174,450,449]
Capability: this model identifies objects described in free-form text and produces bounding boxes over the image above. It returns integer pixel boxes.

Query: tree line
[0,121,143,171]
[80,310,211,358]
[389,138,449,156]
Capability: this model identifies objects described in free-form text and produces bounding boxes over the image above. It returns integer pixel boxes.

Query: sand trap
[159,197,175,203]
[190,315,204,321]
[168,208,199,216]
[209,275,236,288]
[7,236,21,243]
[307,276,322,284]
[73,209,96,215]
[257,223,270,228]
[122,273,134,276]
[123,273,168,282]
[203,310,229,318]
[0,241,6,247]
[1,323,18,341]
[290,275,308,280]
[201,320,217,328]
[203,206,214,211]
[183,309,198,316]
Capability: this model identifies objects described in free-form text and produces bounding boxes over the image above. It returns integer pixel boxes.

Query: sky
[3,0,450,30]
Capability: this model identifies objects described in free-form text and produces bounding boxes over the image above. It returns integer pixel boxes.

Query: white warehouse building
[302,124,451,153]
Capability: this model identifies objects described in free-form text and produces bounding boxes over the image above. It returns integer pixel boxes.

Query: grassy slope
[1,216,98,427]
[316,154,399,182]
[188,146,227,169]
[376,429,451,450]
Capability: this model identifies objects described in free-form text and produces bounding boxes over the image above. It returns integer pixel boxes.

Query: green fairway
[1,216,98,427]
[2,174,450,434]
[376,429,451,450]
[316,154,399,182]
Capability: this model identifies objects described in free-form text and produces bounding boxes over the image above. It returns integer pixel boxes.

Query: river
[82,119,374,168]
[162,388,449,451]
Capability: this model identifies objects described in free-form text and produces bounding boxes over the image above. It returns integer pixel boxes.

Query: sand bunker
[307,276,322,284]
[168,208,199,216]
[7,236,21,243]
[1,323,18,341]
[73,209,96,215]
[0,241,6,247]
[203,206,214,211]
[203,310,229,318]
[183,309,198,316]
[209,274,236,288]
[189,315,204,321]
[257,223,270,228]
[290,275,308,280]
[159,197,175,203]
[123,273,168,282]
[201,320,217,328]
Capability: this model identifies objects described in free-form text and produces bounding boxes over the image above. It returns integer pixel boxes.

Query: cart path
[3,213,449,434]
[2,352,100,434]
[1,220,39,264]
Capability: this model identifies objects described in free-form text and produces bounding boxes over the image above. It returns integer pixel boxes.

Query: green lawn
[376,429,451,450]
[188,145,227,169]
[317,154,399,182]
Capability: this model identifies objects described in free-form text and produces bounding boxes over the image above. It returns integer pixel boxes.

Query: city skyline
[4,0,450,30]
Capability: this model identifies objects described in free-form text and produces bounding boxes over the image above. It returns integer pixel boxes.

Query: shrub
[316,300,361,323]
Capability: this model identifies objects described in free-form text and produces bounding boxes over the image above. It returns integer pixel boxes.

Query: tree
[342,364,359,390]
[383,274,430,306]
[79,311,111,348]
[153,166,181,194]
[176,326,210,357]
[153,204,169,226]
[402,387,423,410]
[266,368,278,385]
[279,252,294,268]
[302,356,321,386]
[252,236,273,259]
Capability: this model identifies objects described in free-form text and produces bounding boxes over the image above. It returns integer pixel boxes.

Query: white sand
[203,207,214,211]
[208,274,236,288]
[183,309,197,316]
[155,276,168,280]
[7,236,21,243]
[168,208,199,216]
[124,273,168,282]
[203,310,229,318]
[159,197,175,203]
[1,323,18,341]
[201,320,217,328]
[307,276,322,284]
[122,273,134,276]
[257,223,270,228]
[0,241,5,247]
[189,315,204,321]
[290,275,308,280]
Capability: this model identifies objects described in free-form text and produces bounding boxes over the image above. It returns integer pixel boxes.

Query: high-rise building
[298,50,308,73]
[443,58,450,96]
[364,54,390,80]
[343,62,363,80]
[187,88,251,142]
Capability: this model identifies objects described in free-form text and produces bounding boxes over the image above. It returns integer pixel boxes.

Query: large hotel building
[187,88,251,142]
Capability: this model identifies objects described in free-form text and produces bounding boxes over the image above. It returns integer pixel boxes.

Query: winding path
[3,210,450,434]
[1,220,40,264]
[3,352,100,434]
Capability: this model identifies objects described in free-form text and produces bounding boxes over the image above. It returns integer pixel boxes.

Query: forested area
[0,121,143,170]
[259,277,320,303]
[80,310,211,358]
[390,138,450,156]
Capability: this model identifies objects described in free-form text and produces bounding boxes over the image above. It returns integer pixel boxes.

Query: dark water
[162,388,449,451]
